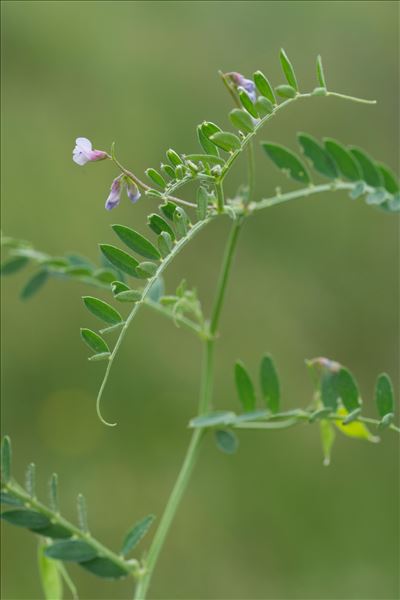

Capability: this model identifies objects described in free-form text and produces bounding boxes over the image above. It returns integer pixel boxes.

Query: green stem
[215,180,225,213]
[134,215,243,599]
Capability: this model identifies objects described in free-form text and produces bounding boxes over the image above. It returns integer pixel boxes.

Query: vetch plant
[1,50,399,599]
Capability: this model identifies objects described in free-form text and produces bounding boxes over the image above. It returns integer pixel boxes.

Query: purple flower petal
[105,177,122,210]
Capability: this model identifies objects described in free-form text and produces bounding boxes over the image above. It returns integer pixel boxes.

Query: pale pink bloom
[105,177,122,210]
[72,137,107,166]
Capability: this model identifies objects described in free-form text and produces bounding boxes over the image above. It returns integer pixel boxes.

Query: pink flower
[72,137,107,166]
[105,176,122,210]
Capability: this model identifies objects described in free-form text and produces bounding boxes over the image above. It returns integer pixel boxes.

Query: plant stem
[134,214,243,599]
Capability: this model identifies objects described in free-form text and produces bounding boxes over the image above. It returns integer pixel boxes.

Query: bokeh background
[1,1,399,599]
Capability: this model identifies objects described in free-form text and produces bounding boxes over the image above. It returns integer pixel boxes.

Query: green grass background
[1,1,399,598]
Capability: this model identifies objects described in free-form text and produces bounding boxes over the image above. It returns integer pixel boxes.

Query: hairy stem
[134,215,243,599]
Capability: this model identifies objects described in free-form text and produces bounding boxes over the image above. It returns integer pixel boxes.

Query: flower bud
[105,177,122,210]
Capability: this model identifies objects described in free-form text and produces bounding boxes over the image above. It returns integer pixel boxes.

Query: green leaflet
[20,270,49,300]
[349,147,383,187]
[280,48,299,90]
[112,225,160,260]
[321,367,360,413]
[49,473,59,513]
[253,70,276,104]
[88,352,111,362]
[1,255,29,275]
[261,142,310,184]
[255,96,274,116]
[229,108,255,133]
[375,373,394,418]
[166,148,182,166]
[159,202,176,222]
[173,207,190,237]
[147,214,176,240]
[115,289,143,303]
[0,492,23,506]
[99,244,139,277]
[80,329,110,354]
[111,281,130,295]
[210,131,242,152]
[1,436,11,483]
[275,85,297,98]
[160,163,175,179]
[377,163,399,194]
[335,367,361,412]
[324,138,361,181]
[121,514,155,556]
[238,90,259,119]
[316,55,327,89]
[197,122,221,156]
[83,296,123,325]
[215,430,238,454]
[45,540,97,563]
[80,557,128,580]
[135,261,158,279]
[260,355,280,413]
[38,542,63,600]
[35,523,72,539]
[1,509,50,530]
[158,231,173,258]
[147,277,165,302]
[320,371,339,411]
[235,361,256,412]
[297,133,338,179]
[196,187,209,220]
[145,168,166,189]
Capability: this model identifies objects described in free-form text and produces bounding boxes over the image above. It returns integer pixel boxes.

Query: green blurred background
[1,1,399,599]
